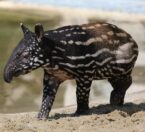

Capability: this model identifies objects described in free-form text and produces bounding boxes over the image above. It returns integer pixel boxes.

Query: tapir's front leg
[37,70,61,120]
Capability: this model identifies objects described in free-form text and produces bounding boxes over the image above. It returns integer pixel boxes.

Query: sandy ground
[1,85,145,132]
[1,99,145,132]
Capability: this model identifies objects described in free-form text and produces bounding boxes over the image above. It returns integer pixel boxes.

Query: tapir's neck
[41,35,66,71]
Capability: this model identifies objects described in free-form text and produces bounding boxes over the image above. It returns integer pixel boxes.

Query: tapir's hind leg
[108,75,132,106]
[75,78,92,115]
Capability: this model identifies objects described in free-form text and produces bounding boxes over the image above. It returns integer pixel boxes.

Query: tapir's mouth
[14,69,23,77]
[4,68,23,83]
[4,65,32,83]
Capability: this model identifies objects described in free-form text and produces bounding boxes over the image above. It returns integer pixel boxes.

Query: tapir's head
[4,23,54,83]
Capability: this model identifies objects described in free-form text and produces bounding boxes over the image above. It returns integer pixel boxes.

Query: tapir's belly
[46,68,74,81]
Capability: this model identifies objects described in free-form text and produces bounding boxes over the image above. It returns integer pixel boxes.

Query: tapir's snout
[3,62,24,83]
[3,64,13,83]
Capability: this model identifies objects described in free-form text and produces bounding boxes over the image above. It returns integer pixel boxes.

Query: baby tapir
[4,22,138,119]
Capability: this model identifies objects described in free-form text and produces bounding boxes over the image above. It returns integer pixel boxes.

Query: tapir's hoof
[37,112,49,120]
[74,108,90,116]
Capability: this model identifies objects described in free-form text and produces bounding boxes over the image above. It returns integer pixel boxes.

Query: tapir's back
[45,22,138,54]
[46,22,136,46]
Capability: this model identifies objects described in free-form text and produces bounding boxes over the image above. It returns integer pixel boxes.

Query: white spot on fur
[65,29,69,31]
[54,65,59,70]
[53,30,58,33]
[107,31,114,36]
[116,33,127,37]
[60,40,67,45]
[101,35,108,40]
[82,27,87,30]
[75,41,82,45]
[59,30,64,33]
[34,57,39,62]
[46,59,49,62]
[66,34,71,37]
[70,27,74,30]
[38,60,44,64]
[39,54,43,57]
[34,63,40,66]
[68,40,74,44]
[96,37,103,42]
[87,26,95,29]
[95,24,101,27]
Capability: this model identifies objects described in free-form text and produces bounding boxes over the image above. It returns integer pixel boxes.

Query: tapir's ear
[35,23,44,42]
[20,23,29,35]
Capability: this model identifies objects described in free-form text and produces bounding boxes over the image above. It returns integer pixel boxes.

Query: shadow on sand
[50,103,145,120]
